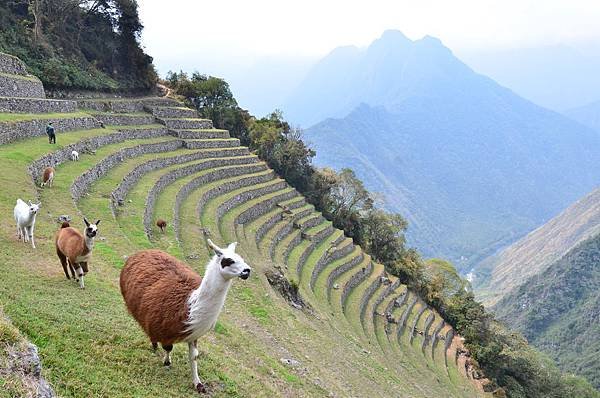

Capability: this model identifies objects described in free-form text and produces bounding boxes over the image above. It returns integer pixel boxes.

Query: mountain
[493,230,600,389]
[459,45,600,112]
[474,188,600,304]
[564,100,600,133]
[292,31,600,270]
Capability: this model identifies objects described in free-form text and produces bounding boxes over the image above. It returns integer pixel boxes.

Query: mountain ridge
[294,30,600,270]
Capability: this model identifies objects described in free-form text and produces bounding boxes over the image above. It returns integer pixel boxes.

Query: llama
[41,167,55,187]
[71,150,79,161]
[55,218,100,289]
[156,218,167,233]
[119,240,251,394]
[13,199,40,249]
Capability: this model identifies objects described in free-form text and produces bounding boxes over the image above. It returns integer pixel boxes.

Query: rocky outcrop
[0,310,55,398]
[1,116,100,145]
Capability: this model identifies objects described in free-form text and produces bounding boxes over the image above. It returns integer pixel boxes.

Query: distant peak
[418,35,444,47]
[378,29,412,45]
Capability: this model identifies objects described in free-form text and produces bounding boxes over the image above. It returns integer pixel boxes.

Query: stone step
[0,97,77,113]
[170,129,229,139]
[183,138,240,149]
[159,117,213,130]
[0,52,29,76]
[91,112,156,126]
[78,97,178,113]
[0,72,45,98]
[148,106,197,118]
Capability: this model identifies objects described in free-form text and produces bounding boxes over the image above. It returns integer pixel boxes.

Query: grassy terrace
[0,105,487,396]
[0,111,91,122]
[0,71,39,81]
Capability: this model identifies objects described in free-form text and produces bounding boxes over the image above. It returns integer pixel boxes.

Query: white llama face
[210,241,251,281]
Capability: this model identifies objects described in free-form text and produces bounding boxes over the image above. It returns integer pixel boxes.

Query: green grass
[0,111,91,123]
[0,117,488,397]
[0,71,39,81]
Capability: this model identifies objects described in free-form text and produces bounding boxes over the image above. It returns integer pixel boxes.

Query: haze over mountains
[286,30,600,270]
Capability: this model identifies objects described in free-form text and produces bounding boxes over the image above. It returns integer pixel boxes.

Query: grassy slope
[0,122,486,397]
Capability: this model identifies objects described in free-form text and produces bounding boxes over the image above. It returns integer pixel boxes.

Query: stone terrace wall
[27,128,168,184]
[71,140,183,200]
[112,149,253,207]
[310,236,353,289]
[173,164,269,244]
[142,157,264,237]
[0,97,77,113]
[1,116,100,145]
[398,295,418,330]
[92,113,156,126]
[0,73,45,98]
[341,262,374,310]
[254,199,307,244]
[235,188,301,225]
[326,253,365,298]
[0,52,29,75]
[215,181,288,220]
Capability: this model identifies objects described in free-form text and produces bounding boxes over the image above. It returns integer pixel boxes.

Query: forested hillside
[0,0,156,91]
[494,233,600,389]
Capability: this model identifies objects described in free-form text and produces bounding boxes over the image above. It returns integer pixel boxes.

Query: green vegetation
[0,111,90,122]
[495,233,600,389]
[0,1,156,91]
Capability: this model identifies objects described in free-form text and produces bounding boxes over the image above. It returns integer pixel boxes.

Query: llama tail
[61,221,70,229]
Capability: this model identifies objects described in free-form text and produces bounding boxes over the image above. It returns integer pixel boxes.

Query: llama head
[83,218,101,239]
[27,200,41,215]
[207,239,251,281]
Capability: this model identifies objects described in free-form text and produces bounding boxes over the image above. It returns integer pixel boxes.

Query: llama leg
[76,265,85,289]
[22,227,28,243]
[162,344,173,366]
[28,226,35,249]
[57,252,69,279]
[68,262,77,280]
[188,340,206,393]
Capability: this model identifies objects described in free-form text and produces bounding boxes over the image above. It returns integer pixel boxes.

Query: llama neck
[186,257,232,333]
[84,236,94,253]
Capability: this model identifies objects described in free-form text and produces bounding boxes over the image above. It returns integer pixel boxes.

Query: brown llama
[55,218,100,289]
[156,218,167,233]
[41,167,55,187]
[119,240,251,394]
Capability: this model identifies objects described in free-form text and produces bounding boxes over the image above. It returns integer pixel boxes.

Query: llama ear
[28,200,32,206]
[95,220,101,226]
[37,202,41,207]
[84,218,90,227]
[207,239,223,256]
[227,242,238,252]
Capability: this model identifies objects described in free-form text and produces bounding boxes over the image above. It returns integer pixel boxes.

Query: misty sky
[138,0,600,75]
